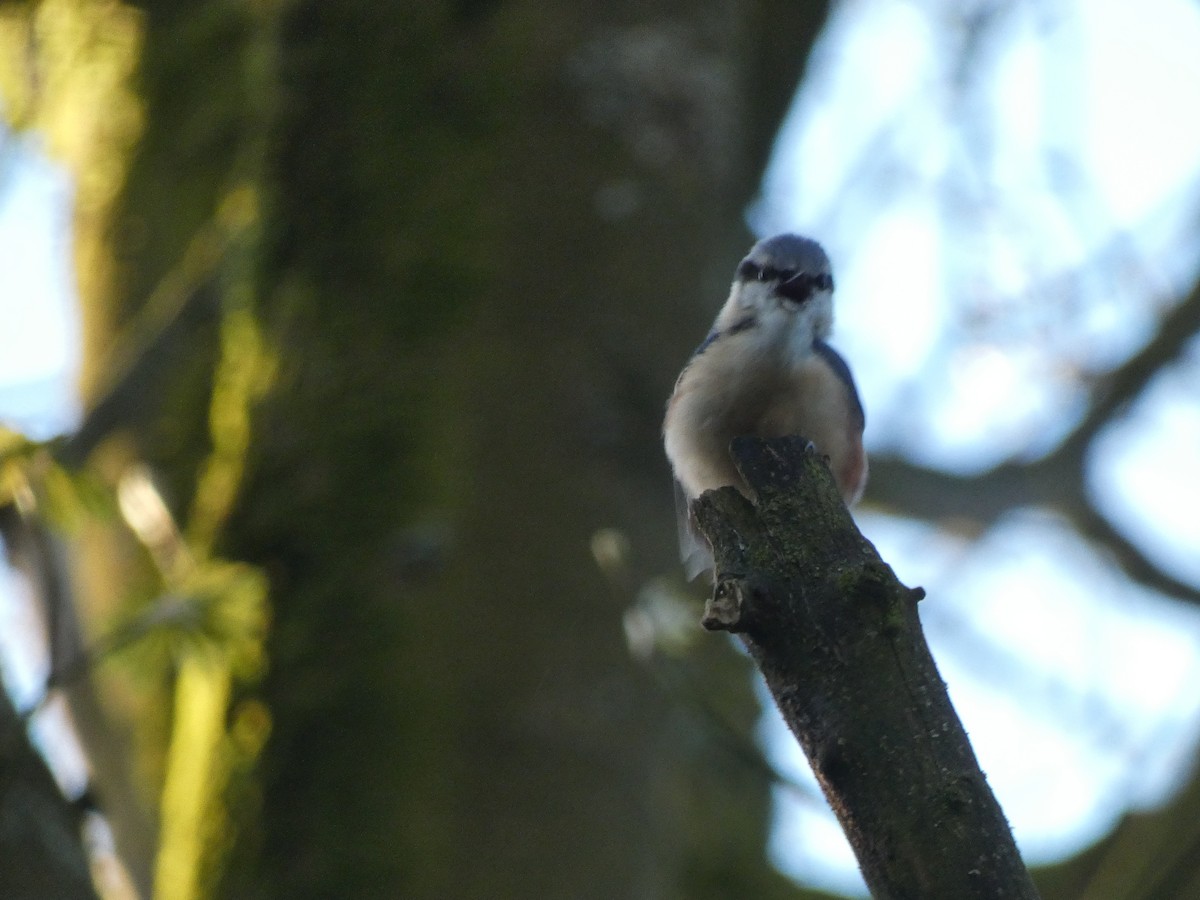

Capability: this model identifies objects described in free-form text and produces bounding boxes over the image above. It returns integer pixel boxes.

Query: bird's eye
[737,260,762,281]
[814,273,834,291]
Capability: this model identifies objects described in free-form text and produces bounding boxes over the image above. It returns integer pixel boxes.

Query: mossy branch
[692,435,1040,900]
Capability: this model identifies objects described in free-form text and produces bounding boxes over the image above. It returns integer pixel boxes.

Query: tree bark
[694,435,1041,900]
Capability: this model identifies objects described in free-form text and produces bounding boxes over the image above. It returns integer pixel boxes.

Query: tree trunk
[3,1,837,896]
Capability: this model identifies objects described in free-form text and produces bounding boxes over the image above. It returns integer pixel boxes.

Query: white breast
[664,337,865,503]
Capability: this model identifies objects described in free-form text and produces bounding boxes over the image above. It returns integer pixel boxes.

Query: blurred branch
[869,278,1200,607]
[1060,281,1200,460]
[1069,504,1200,605]
[58,280,220,469]
[868,454,1200,607]
[0,506,156,898]
[1042,762,1200,899]
[695,435,1040,900]
[0,668,96,900]
[867,455,1060,523]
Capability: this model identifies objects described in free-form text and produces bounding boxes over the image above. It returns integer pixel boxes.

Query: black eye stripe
[737,261,833,292]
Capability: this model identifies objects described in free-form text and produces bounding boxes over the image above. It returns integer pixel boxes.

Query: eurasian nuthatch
[663,233,867,577]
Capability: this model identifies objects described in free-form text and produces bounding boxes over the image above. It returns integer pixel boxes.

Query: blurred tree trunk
[4,1,836,897]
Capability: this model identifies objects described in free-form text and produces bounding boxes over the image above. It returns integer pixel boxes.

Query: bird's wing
[675,479,713,581]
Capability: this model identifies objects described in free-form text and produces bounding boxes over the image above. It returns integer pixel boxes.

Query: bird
[663,233,867,578]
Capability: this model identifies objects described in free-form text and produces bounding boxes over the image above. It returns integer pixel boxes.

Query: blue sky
[0,132,78,437]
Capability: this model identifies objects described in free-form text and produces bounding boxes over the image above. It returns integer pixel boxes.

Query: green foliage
[0,430,115,530]
[129,561,268,679]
